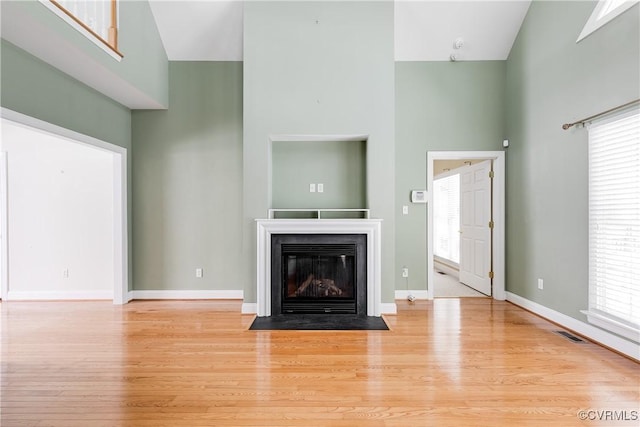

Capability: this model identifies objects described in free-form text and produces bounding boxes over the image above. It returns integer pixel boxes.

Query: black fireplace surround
[271,234,367,315]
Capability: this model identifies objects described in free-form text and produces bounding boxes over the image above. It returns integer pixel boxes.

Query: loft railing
[49,0,121,57]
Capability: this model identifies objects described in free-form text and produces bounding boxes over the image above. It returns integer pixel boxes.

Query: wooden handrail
[108,0,118,51]
[49,0,123,58]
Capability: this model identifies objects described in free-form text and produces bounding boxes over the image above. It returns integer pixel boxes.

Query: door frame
[427,151,505,300]
[1,151,7,301]
[0,108,129,304]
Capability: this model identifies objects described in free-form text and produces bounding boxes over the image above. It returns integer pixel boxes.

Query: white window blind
[585,107,640,342]
[433,174,460,264]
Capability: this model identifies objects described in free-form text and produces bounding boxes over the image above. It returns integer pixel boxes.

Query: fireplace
[271,234,367,315]
[253,218,383,317]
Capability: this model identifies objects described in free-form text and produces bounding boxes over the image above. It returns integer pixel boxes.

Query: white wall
[1,120,114,299]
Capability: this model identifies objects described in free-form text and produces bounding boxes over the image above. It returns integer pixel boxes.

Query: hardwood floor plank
[1,299,638,427]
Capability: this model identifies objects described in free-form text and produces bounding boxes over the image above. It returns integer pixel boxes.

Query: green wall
[118,0,168,106]
[1,0,168,291]
[131,62,243,291]
[395,61,506,292]
[0,0,168,107]
[505,1,639,326]
[6,0,638,320]
[0,40,133,288]
[243,1,396,304]
[0,40,131,147]
[272,140,366,209]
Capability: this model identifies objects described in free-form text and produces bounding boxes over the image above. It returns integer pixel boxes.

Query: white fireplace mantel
[254,219,383,317]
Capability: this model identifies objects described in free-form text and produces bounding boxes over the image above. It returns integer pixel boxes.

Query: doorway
[427,151,505,301]
[432,159,490,297]
[0,108,128,304]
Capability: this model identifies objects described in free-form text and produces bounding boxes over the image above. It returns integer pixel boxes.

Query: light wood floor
[1,299,638,427]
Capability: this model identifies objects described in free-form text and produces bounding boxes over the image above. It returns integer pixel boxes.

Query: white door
[459,160,492,295]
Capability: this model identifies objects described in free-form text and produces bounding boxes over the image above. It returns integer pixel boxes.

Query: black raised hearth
[271,234,367,315]
[249,313,388,330]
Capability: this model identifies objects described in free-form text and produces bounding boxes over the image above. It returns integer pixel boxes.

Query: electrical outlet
[309,183,316,193]
[402,205,409,215]
[538,278,543,290]
[196,268,203,278]
[63,268,69,278]
[317,183,324,193]
[402,267,409,278]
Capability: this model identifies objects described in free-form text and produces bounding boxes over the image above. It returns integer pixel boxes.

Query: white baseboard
[380,302,397,315]
[241,303,257,314]
[395,290,429,300]
[506,292,639,362]
[6,290,113,300]
[130,290,244,300]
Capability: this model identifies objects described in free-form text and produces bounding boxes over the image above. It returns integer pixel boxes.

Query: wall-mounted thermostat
[411,190,427,203]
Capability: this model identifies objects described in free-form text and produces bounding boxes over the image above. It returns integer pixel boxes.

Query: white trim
[112,150,128,305]
[395,290,429,300]
[255,219,383,317]
[0,108,128,305]
[0,152,8,300]
[380,303,397,315]
[38,0,122,61]
[242,303,258,314]
[7,290,113,300]
[240,301,395,316]
[577,0,639,43]
[268,208,370,219]
[581,310,639,343]
[130,290,244,300]
[269,134,368,143]
[238,302,397,315]
[506,292,640,362]
[426,151,506,301]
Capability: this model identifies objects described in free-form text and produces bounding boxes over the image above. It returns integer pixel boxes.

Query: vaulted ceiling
[149,1,532,62]
[0,0,533,109]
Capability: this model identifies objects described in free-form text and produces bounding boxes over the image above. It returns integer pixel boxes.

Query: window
[577,0,639,42]
[583,107,640,342]
[433,173,460,264]
[40,0,122,59]
[597,0,630,17]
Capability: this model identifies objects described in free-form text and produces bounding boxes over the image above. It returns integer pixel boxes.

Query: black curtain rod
[562,98,640,130]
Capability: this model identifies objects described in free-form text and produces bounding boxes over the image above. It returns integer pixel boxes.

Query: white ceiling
[395,1,531,61]
[148,0,531,62]
[148,0,244,61]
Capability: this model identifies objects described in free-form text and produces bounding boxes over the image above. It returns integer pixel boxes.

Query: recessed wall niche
[270,138,367,210]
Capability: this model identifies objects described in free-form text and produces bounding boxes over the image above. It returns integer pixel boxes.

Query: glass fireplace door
[281,244,356,314]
